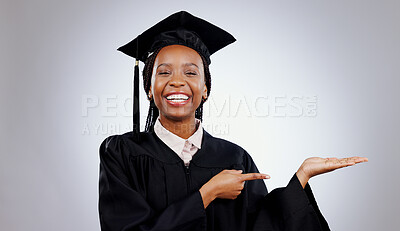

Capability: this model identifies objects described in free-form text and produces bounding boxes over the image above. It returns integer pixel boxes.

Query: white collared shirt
[154,117,203,166]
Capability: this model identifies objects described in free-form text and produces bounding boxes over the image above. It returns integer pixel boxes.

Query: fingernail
[262,174,270,179]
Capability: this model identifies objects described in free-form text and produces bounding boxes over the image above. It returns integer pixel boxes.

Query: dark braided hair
[142,46,212,132]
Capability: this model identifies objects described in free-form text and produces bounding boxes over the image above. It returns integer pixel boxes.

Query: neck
[159,115,198,139]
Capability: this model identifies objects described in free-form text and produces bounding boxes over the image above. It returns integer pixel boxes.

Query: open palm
[296,156,368,188]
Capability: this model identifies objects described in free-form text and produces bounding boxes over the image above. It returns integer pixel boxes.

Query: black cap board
[117,11,236,140]
[118,11,236,65]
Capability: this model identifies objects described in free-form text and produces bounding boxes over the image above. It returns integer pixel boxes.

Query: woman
[98,11,367,231]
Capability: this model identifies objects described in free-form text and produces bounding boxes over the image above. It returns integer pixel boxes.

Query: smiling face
[150,45,208,122]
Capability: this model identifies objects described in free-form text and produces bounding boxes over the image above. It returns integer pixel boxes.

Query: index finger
[239,173,270,181]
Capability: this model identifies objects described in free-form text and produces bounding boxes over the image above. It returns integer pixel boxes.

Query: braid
[142,47,212,132]
[195,54,212,122]
[200,54,211,101]
[143,47,162,132]
[143,47,163,97]
[144,100,159,132]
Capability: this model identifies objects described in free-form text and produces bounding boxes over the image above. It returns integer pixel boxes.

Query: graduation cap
[117,11,236,140]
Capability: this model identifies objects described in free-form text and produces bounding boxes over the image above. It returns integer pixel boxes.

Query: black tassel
[133,60,140,142]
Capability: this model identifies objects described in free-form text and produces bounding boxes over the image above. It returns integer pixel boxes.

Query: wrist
[296,168,310,189]
[205,182,218,200]
[199,182,217,208]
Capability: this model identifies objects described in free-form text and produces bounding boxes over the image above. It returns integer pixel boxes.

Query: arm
[254,174,330,231]
[98,136,206,231]
[250,155,368,231]
[243,153,330,231]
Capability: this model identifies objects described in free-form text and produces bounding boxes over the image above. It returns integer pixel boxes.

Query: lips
[166,93,189,101]
[164,92,191,106]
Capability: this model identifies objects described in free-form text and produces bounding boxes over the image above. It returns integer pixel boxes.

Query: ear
[148,86,153,100]
[202,84,208,99]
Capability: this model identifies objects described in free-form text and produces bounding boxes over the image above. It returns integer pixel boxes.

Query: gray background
[1,0,399,230]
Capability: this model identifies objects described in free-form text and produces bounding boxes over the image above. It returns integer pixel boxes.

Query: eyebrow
[157,63,172,69]
[184,63,199,69]
[156,63,199,69]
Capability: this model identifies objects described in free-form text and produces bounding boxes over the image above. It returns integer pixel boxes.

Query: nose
[169,73,186,87]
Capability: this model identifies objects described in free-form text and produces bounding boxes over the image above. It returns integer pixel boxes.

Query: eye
[185,71,198,76]
[158,71,170,76]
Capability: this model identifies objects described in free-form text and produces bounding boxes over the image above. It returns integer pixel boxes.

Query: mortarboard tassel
[132,59,140,142]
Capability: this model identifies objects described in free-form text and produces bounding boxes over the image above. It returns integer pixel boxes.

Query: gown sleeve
[98,136,207,231]
[243,153,330,231]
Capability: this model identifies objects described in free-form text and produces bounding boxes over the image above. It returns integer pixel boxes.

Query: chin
[161,109,196,121]
[164,113,193,121]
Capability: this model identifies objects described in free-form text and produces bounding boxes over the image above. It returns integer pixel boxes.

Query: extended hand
[296,156,368,188]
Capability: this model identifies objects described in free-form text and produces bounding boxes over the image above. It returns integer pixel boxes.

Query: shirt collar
[154,117,203,154]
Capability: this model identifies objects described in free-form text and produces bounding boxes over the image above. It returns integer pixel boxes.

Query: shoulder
[200,130,253,167]
[99,132,131,151]
[204,130,246,153]
[99,131,151,157]
[99,131,178,163]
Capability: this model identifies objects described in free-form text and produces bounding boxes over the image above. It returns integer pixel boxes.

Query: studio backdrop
[1,0,399,230]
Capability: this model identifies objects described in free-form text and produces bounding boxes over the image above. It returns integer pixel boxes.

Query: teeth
[166,94,189,100]
[169,99,186,102]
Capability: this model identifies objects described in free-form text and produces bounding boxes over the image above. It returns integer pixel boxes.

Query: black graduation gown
[98,130,330,231]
